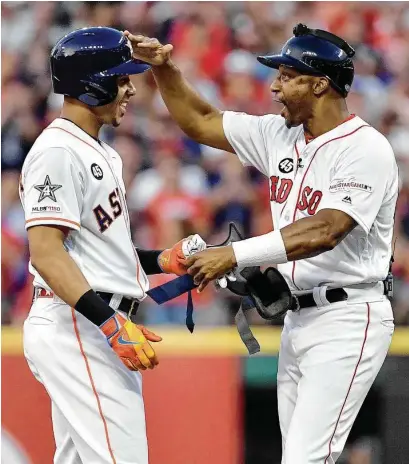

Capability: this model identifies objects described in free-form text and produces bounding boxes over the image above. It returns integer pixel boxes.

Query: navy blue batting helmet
[50,27,151,107]
[257,24,355,97]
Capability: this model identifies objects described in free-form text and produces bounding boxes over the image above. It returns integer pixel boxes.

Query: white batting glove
[216,271,237,289]
[158,234,207,276]
[181,234,207,257]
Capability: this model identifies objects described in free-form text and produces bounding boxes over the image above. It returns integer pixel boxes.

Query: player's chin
[283,114,301,129]
[284,116,297,129]
[112,113,124,127]
[280,107,294,128]
[112,104,128,127]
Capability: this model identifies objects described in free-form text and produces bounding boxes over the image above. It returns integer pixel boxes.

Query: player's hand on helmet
[100,313,162,371]
[158,234,207,276]
[123,31,173,66]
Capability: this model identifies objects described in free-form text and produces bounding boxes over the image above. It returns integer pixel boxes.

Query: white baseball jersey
[223,112,399,291]
[19,117,149,299]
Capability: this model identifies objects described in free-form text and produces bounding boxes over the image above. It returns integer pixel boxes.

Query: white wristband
[232,230,288,268]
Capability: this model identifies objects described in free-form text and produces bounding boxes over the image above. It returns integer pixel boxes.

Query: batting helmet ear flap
[77,77,118,107]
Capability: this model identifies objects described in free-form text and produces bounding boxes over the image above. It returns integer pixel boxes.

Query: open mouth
[273,97,288,118]
[280,105,288,118]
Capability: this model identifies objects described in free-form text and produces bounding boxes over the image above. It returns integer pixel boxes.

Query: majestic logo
[91,163,103,180]
[34,175,62,202]
[278,158,294,174]
[342,196,352,204]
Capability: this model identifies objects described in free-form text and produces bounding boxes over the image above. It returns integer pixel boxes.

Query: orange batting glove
[100,313,162,371]
[158,234,207,276]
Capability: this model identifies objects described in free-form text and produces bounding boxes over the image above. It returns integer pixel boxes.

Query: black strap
[234,298,261,355]
[293,23,355,57]
[97,292,140,320]
[234,287,349,355]
[292,288,348,310]
[185,290,194,333]
[384,243,396,297]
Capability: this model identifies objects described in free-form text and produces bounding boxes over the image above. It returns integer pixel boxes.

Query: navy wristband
[74,289,115,326]
[136,248,164,275]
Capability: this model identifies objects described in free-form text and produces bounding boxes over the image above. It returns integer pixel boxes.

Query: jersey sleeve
[316,137,398,234]
[222,111,273,176]
[21,147,84,231]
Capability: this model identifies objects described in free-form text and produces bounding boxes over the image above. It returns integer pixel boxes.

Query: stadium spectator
[2,1,408,325]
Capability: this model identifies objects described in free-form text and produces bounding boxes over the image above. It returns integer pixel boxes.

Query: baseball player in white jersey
[20,27,206,464]
[124,24,399,463]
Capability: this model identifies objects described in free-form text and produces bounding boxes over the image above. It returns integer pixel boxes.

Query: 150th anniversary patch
[329,178,373,194]
[31,205,62,214]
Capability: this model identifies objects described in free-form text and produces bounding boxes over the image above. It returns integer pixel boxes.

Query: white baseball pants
[23,297,149,464]
[278,298,393,464]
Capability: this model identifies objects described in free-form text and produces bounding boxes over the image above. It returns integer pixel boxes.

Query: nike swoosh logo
[117,336,142,346]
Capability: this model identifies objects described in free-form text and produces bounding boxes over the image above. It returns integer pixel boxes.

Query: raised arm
[124,32,234,153]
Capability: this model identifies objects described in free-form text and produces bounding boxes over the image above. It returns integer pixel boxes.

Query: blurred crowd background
[2,1,409,327]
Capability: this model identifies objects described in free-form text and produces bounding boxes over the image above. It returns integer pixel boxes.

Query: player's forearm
[280,215,344,260]
[32,246,120,326]
[232,211,354,267]
[151,61,221,140]
[31,248,91,307]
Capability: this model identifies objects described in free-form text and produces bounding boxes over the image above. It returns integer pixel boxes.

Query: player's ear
[313,77,329,96]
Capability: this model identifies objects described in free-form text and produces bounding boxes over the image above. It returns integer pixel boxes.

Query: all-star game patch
[329,177,373,194]
[34,175,62,202]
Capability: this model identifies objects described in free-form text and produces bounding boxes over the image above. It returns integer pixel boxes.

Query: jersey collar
[50,118,104,152]
[300,114,367,150]
[304,114,356,144]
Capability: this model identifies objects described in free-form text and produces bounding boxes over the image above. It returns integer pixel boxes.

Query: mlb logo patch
[31,205,62,214]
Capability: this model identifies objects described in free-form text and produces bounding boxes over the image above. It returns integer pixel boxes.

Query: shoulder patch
[329,177,372,194]
[34,175,62,202]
